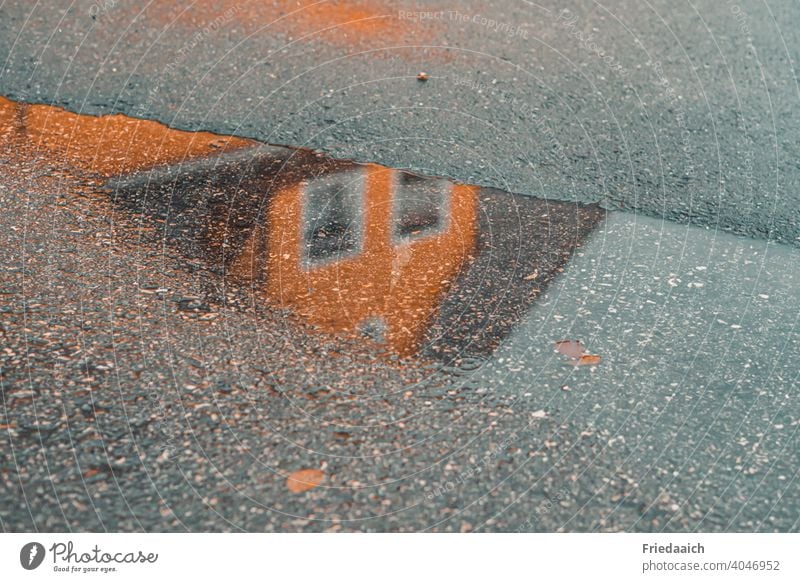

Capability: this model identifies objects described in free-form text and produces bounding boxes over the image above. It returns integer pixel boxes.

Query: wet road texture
[1,1,798,532]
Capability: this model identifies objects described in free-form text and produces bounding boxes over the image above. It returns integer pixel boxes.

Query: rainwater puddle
[0,95,604,364]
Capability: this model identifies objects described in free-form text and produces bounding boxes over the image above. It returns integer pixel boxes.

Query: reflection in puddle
[235,163,479,355]
[1,96,605,361]
[0,95,253,176]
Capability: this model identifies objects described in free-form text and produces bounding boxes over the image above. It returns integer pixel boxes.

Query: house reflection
[0,95,606,362]
[231,164,479,356]
[98,142,605,362]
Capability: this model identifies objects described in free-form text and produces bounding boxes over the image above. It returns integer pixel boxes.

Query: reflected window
[392,172,450,242]
[301,169,365,268]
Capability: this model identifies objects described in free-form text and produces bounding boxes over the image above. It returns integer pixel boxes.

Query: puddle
[0,96,604,362]
[0,95,254,176]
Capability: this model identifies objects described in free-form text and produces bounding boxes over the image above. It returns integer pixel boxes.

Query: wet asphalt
[1,1,799,532]
[1,0,799,245]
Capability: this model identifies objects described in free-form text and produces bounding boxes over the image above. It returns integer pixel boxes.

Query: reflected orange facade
[1,95,482,357]
[0,96,22,143]
[233,164,479,356]
[0,96,254,176]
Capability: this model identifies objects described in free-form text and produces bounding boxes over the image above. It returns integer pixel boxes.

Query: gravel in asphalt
[1,96,797,532]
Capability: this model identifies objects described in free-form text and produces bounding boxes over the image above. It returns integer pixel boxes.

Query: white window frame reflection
[391,172,452,245]
[299,168,366,270]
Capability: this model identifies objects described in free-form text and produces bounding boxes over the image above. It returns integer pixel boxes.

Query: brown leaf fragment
[554,339,585,359]
[286,469,325,493]
[573,354,602,366]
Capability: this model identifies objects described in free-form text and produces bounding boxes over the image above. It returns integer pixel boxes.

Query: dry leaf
[554,339,585,359]
[573,354,602,366]
[286,469,325,493]
[555,339,601,366]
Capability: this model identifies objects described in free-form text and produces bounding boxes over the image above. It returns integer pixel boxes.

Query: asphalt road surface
[2,0,799,244]
[0,1,798,532]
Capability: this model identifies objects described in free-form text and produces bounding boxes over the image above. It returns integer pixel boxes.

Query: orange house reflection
[0,95,253,175]
[3,95,605,360]
[233,163,478,356]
